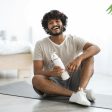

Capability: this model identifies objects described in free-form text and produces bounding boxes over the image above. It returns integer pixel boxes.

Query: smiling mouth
[52,26,60,30]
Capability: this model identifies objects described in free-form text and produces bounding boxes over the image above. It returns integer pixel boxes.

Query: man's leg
[32,75,73,96]
[32,68,92,106]
[79,57,94,90]
[68,58,94,106]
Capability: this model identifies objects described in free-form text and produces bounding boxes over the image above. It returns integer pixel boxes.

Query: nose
[52,21,57,26]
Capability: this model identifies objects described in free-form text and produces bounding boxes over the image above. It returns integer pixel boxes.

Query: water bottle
[51,52,70,80]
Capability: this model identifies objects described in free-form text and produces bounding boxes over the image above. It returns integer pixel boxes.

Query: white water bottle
[51,52,70,80]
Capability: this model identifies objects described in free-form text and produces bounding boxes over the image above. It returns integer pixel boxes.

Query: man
[32,10,100,106]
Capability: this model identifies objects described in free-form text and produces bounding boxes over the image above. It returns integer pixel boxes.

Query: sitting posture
[32,10,100,106]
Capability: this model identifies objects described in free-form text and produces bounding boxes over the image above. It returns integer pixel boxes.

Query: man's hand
[66,56,82,73]
[52,66,64,77]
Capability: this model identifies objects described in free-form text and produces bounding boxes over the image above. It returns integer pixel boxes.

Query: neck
[50,34,65,45]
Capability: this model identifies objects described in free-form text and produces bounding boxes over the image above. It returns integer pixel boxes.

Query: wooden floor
[0,72,112,112]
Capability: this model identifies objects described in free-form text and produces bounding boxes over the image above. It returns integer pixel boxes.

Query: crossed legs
[32,57,94,96]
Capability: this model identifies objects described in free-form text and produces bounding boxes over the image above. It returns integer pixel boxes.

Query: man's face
[47,19,64,36]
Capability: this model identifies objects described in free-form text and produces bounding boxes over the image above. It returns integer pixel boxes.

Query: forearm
[34,69,53,77]
[79,45,100,61]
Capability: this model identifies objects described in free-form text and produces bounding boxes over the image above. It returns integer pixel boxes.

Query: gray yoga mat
[0,81,112,110]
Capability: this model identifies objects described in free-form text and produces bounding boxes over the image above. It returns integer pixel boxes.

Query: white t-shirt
[33,34,87,70]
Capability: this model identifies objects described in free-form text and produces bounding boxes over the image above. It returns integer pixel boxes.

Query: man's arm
[66,42,100,72]
[79,42,100,61]
[33,60,63,77]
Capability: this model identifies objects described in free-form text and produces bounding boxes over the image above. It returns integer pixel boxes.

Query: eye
[48,21,53,25]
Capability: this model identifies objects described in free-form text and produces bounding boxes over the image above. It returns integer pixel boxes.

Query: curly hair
[41,10,68,34]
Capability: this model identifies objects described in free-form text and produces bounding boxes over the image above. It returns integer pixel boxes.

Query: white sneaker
[69,90,91,106]
[84,89,95,102]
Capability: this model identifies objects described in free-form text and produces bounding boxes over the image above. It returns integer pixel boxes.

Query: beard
[47,26,64,36]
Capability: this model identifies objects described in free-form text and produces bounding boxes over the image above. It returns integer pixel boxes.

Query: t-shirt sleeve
[73,36,88,54]
[33,41,43,60]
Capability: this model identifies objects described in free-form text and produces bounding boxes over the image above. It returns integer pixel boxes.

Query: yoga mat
[0,81,112,110]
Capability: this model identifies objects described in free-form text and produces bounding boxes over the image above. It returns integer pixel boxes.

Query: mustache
[51,25,60,30]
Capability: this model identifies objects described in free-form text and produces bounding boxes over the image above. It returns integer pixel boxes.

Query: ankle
[77,87,84,91]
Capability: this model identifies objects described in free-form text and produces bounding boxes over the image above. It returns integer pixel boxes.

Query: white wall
[0,0,30,41]
[0,0,112,75]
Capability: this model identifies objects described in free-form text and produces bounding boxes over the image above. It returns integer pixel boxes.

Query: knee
[85,57,94,64]
[32,75,45,87]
